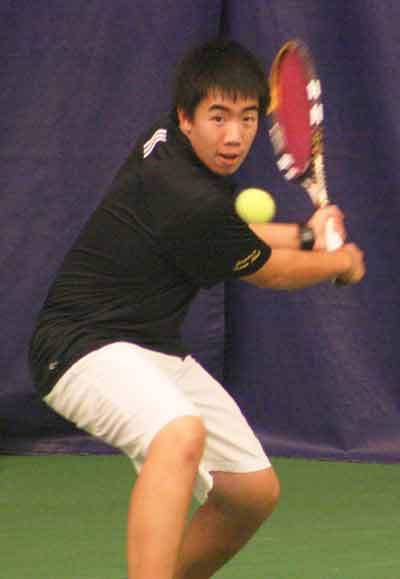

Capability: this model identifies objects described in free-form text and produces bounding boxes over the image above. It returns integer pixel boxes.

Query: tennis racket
[267,40,343,251]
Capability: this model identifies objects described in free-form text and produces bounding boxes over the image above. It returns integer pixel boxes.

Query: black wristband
[299,224,315,250]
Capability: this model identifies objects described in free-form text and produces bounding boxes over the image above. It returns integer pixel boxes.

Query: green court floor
[1,455,399,578]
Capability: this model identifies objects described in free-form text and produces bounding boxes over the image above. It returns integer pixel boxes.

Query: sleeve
[162,194,271,288]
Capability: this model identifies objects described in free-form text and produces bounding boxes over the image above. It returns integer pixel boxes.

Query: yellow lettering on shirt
[233,249,261,272]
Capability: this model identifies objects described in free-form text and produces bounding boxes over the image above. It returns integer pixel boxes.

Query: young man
[29,40,365,578]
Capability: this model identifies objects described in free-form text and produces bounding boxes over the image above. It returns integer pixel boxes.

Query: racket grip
[325,217,343,251]
[324,217,347,286]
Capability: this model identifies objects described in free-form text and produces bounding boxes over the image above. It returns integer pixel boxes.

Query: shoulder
[109,114,235,227]
[139,117,233,212]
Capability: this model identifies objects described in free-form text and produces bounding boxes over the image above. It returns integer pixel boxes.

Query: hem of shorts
[202,457,271,475]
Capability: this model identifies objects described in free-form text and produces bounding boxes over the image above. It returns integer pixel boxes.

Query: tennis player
[29,39,365,579]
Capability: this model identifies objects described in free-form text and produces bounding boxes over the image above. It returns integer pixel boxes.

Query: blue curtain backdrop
[1,1,399,461]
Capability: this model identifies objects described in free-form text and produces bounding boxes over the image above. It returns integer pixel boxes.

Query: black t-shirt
[29,114,271,395]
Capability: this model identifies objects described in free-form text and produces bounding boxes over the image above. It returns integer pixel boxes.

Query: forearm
[242,247,352,290]
[249,223,301,249]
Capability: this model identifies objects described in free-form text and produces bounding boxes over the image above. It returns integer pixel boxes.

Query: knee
[213,467,281,527]
[263,468,281,515]
[177,416,207,465]
[244,468,280,526]
[155,415,207,466]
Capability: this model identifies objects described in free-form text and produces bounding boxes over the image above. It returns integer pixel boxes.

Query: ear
[177,108,193,137]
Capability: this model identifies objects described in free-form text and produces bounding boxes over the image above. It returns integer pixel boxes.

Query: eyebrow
[208,104,259,113]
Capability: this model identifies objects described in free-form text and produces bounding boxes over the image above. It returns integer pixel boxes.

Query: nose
[224,121,243,144]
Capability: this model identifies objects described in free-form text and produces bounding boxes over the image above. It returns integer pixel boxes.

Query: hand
[307,205,346,251]
[336,243,366,285]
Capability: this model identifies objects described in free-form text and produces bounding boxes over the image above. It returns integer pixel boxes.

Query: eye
[212,114,225,125]
[243,114,258,125]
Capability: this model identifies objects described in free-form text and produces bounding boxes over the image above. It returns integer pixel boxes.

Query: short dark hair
[172,39,268,122]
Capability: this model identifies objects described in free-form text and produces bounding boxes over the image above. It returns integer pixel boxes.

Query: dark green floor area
[1,455,399,578]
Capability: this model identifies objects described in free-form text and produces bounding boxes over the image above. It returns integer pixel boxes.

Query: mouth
[217,152,242,167]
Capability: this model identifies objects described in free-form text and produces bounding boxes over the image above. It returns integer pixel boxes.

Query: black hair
[172,38,268,122]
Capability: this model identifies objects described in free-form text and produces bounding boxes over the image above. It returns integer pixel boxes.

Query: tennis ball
[235,188,276,224]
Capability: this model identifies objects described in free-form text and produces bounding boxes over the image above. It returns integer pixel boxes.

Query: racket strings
[268,42,329,206]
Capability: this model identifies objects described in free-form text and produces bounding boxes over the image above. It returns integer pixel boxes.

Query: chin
[213,167,236,176]
[214,161,242,176]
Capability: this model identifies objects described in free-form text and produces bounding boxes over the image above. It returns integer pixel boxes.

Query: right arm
[249,205,346,251]
[241,243,365,290]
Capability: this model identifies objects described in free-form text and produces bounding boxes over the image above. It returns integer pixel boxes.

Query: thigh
[44,342,199,459]
[177,356,271,475]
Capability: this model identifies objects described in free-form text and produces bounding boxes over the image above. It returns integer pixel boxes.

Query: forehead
[199,90,260,112]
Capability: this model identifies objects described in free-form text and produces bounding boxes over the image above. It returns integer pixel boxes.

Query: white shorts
[44,342,271,503]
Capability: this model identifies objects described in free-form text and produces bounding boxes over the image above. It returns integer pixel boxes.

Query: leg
[127,415,206,579]
[174,467,280,579]
[44,344,207,579]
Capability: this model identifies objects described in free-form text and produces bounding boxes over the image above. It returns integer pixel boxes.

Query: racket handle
[324,217,346,286]
[325,217,343,251]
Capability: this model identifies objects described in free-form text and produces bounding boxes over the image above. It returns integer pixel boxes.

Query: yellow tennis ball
[235,188,276,224]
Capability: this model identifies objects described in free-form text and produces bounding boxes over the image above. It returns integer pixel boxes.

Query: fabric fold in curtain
[0,0,224,453]
[222,0,400,462]
[1,1,399,462]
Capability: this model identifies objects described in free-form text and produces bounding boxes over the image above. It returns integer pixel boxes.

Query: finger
[326,204,344,219]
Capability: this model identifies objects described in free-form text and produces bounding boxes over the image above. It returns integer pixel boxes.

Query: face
[178,92,260,176]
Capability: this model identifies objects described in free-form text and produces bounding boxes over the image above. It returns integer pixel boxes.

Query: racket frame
[267,39,342,251]
[267,39,329,209]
